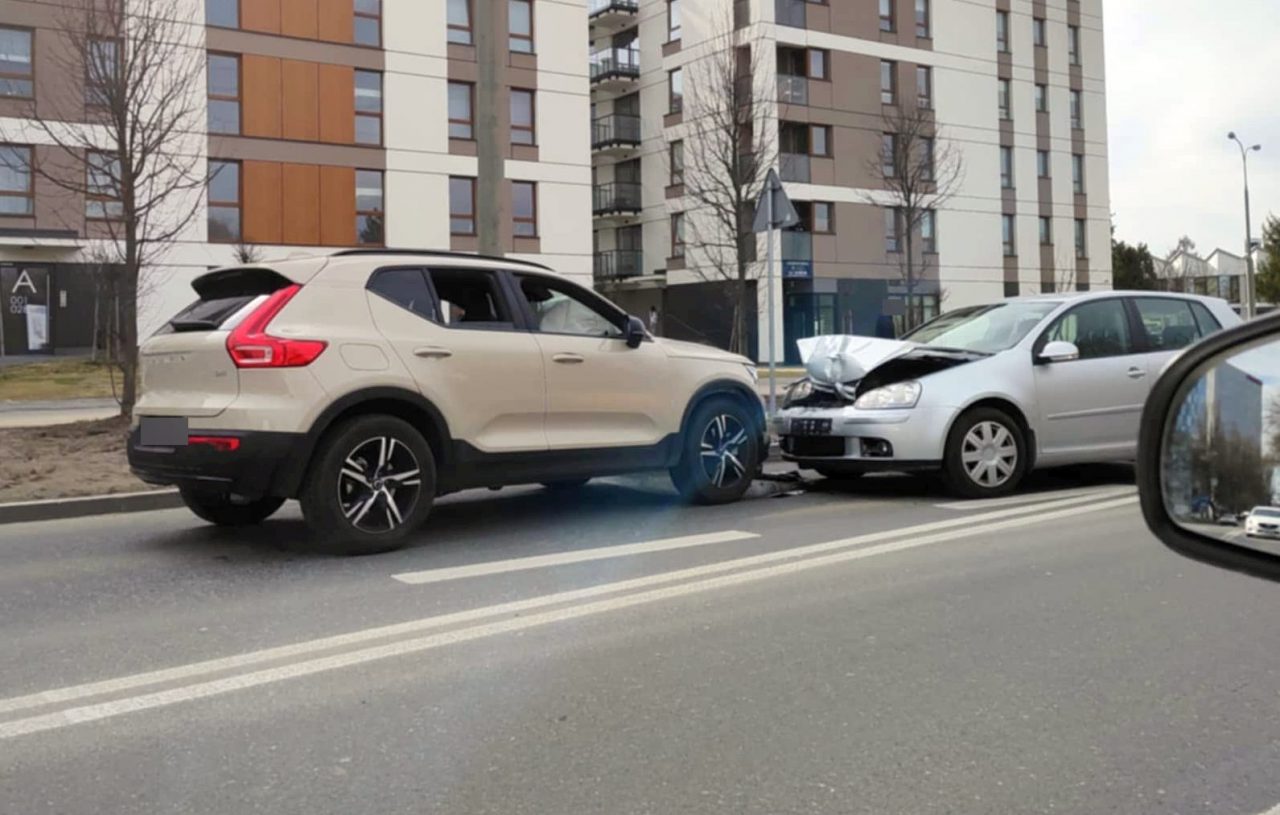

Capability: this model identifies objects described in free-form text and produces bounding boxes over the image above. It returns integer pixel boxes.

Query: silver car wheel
[700,414,749,488]
[338,436,423,533]
[960,421,1018,488]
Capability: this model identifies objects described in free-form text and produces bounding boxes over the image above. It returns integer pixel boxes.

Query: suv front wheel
[670,396,761,504]
[300,415,437,555]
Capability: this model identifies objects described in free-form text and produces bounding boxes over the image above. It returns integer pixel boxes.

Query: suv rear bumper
[127,428,308,499]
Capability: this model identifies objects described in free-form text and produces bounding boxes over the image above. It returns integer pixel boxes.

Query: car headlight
[743,363,759,384]
[853,381,922,410]
[783,378,814,407]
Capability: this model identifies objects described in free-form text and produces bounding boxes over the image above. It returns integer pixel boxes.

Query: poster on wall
[1,266,51,355]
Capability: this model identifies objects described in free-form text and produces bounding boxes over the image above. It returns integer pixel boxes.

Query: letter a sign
[11,269,36,295]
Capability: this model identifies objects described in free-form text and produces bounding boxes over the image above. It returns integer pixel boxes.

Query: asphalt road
[3,466,1280,815]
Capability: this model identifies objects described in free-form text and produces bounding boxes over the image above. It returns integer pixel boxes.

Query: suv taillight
[226,284,328,368]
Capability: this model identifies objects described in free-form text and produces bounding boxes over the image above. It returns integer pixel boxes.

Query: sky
[1105,0,1280,258]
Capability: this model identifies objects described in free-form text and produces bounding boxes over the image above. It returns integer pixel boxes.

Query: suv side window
[1042,298,1132,360]
[515,273,624,339]
[368,268,438,321]
[1189,301,1222,336]
[426,268,515,330]
[1133,297,1203,351]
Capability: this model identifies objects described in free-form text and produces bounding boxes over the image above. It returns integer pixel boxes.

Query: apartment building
[589,0,1112,363]
[0,0,591,355]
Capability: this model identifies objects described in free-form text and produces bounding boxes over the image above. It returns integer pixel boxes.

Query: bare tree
[673,12,776,355]
[232,238,264,266]
[865,105,963,331]
[0,0,206,415]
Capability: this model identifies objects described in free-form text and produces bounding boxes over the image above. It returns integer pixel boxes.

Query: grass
[0,358,121,402]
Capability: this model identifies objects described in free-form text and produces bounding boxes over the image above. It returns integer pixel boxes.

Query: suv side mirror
[1138,312,1280,582]
[624,315,647,349]
[1036,340,1080,365]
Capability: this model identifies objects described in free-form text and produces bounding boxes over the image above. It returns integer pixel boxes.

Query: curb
[0,489,183,525]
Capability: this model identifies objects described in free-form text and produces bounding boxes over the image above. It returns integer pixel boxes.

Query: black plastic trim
[448,436,680,490]
[128,428,305,498]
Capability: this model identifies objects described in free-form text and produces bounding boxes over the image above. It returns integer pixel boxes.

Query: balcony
[588,0,639,32]
[594,249,645,281]
[593,181,643,220]
[780,153,811,183]
[590,48,640,92]
[778,75,808,105]
[592,113,642,154]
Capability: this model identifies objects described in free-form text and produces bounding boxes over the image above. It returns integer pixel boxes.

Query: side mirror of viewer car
[1138,312,1280,582]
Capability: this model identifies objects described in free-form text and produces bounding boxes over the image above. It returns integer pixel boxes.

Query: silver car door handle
[1127,366,1146,379]
[553,353,586,364]
[413,346,453,359]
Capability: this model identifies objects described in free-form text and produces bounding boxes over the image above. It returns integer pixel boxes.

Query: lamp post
[1228,132,1262,319]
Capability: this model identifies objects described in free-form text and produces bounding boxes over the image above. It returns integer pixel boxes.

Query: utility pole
[475,0,503,256]
[1228,132,1262,319]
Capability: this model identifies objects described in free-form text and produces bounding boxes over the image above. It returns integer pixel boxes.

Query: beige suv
[128,250,765,554]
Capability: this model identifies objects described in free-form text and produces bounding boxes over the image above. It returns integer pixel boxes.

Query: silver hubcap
[961,421,1018,488]
[338,436,422,533]
[700,414,749,488]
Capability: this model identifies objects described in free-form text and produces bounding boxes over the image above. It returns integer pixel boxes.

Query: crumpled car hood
[798,336,919,385]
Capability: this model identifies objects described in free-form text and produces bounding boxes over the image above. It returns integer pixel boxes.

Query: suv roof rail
[328,248,553,271]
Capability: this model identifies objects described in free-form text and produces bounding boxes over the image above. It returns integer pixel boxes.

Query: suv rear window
[161,267,294,334]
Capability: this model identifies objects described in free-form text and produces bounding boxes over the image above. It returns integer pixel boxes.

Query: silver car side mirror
[1138,312,1280,582]
[1036,340,1080,364]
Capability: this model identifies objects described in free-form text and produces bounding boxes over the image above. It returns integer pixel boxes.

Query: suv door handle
[553,353,585,364]
[413,346,453,359]
[1127,366,1146,379]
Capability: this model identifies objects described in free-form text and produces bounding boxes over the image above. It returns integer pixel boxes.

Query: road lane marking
[0,495,1137,740]
[392,530,759,585]
[934,485,1133,511]
[0,489,1127,719]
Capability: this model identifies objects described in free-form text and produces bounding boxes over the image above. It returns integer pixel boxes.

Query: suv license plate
[140,416,188,447]
[790,418,832,436]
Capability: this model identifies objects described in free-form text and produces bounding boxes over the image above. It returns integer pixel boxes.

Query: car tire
[941,407,1028,499]
[542,479,590,491]
[670,396,761,505]
[299,415,436,556]
[180,488,285,527]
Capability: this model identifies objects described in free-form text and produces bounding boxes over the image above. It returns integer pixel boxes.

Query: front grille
[789,389,851,409]
[782,436,846,458]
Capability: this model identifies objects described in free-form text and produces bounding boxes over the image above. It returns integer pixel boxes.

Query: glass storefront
[782,277,940,364]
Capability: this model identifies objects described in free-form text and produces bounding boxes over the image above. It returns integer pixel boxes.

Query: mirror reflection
[1163,338,1280,549]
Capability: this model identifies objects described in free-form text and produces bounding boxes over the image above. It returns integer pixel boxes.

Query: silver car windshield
[904,301,1063,354]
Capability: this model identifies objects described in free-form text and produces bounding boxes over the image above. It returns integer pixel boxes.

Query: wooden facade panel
[281,0,319,39]
[281,60,319,142]
[241,55,283,139]
[282,163,321,245]
[242,0,282,34]
[242,161,283,244]
[318,0,355,42]
[320,166,356,246]
[318,64,355,144]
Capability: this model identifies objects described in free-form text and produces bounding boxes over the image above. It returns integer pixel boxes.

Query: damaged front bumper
[773,405,955,472]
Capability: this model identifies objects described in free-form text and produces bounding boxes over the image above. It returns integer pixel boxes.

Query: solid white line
[0,489,1127,719]
[934,485,1133,511]
[392,530,760,585]
[0,495,1137,740]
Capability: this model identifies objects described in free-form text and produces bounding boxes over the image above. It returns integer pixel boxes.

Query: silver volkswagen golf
[774,292,1241,497]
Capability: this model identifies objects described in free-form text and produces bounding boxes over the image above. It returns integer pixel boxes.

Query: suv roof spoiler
[329,248,553,272]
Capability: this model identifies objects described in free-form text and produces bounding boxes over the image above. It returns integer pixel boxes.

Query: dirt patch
[0,417,150,502]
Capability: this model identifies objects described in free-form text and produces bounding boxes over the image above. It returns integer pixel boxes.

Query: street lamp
[1228,132,1262,319]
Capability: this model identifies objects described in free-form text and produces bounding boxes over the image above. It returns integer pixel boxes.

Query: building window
[881,133,897,178]
[85,38,120,107]
[810,125,831,157]
[667,0,683,42]
[1072,153,1085,194]
[510,88,535,145]
[207,53,240,135]
[85,151,122,220]
[206,0,238,28]
[1033,17,1047,47]
[916,66,932,108]
[1039,216,1052,245]
[1068,25,1081,65]
[922,209,937,253]
[448,81,474,139]
[0,27,34,98]
[880,60,896,104]
[509,0,534,53]
[921,137,935,180]
[355,70,383,145]
[998,78,1011,119]
[884,207,901,252]
[513,181,537,237]
[1074,218,1087,258]
[879,0,895,32]
[1037,149,1050,178]
[1000,145,1013,188]
[449,176,476,235]
[0,144,33,215]
[1070,90,1083,128]
[1002,213,1016,256]
[447,0,473,45]
[668,68,683,114]
[207,160,240,242]
[671,212,686,258]
[813,201,834,234]
[355,0,382,47]
[916,0,931,37]
[996,11,1010,52]
[669,140,684,186]
[356,169,383,245]
[1035,84,1047,112]
[808,49,828,80]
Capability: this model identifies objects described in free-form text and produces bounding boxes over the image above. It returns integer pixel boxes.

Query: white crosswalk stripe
[934,485,1134,511]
